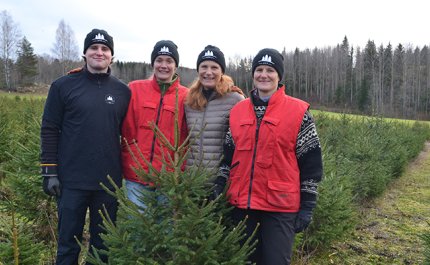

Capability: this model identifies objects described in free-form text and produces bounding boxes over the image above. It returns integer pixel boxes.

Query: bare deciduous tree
[0,10,21,90]
[51,19,79,75]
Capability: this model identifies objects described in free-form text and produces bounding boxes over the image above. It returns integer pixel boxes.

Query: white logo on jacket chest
[105,94,115,104]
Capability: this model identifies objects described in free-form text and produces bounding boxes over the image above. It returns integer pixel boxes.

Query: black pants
[55,188,118,265]
[231,208,297,265]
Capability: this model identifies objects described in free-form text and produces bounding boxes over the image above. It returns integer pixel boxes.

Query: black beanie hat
[151,40,179,67]
[252,48,284,80]
[83,29,114,55]
[196,45,226,73]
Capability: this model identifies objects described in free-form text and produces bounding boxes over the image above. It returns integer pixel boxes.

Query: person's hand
[208,182,224,201]
[208,176,227,201]
[294,200,316,233]
[43,176,61,197]
[294,209,313,233]
[41,165,61,196]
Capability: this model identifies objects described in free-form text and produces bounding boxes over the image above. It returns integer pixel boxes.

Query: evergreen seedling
[85,88,255,264]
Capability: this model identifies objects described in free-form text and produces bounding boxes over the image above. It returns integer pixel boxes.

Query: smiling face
[198,60,222,90]
[84,44,112,73]
[253,65,280,97]
[153,55,177,82]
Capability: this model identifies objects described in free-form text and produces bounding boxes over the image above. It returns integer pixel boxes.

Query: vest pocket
[255,120,278,168]
[160,105,175,141]
[266,180,299,209]
[235,119,254,151]
[227,175,241,205]
[139,102,157,129]
[162,104,175,117]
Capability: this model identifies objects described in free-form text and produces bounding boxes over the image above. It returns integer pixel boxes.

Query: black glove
[43,176,61,196]
[208,176,227,201]
[41,165,61,197]
[294,201,316,233]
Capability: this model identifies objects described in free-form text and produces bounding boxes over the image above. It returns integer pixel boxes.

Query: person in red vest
[213,48,323,265]
[121,40,188,210]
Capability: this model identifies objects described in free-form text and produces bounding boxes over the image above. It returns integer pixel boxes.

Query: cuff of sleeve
[40,164,58,177]
[300,198,317,211]
[300,192,317,204]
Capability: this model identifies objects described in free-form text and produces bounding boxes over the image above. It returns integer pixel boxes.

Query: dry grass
[0,85,49,98]
[312,110,430,126]
[307,142,430,264]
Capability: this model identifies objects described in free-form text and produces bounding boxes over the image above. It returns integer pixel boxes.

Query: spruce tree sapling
[85,88,255,264]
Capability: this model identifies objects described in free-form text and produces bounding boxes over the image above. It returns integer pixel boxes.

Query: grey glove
[43,176,61,197]
[41,165,61,197]
[294,201,316,233]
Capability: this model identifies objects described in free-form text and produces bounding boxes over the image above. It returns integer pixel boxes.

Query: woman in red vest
[121,40,188,209]
[214,48,323,265]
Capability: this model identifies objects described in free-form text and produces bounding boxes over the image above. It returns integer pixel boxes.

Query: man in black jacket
[40,28,130,264]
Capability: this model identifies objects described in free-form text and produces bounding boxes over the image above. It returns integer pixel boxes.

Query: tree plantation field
[306,142,430,264]
[1,94,430,264]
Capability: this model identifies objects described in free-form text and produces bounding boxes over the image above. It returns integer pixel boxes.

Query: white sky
[2,0,429,69]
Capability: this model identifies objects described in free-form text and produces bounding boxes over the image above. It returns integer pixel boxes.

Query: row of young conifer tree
[1,95,429,264]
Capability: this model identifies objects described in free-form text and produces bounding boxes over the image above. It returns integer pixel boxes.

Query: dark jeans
[231,207,297,265]
[55,188,118,265]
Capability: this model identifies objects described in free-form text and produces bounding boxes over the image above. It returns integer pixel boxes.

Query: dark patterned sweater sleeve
[217,128,235,181]
[296,111,323,203]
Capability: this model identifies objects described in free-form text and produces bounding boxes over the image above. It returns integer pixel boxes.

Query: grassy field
[312,109,430,126]
[306,142,430,264]
[0,90,47,99]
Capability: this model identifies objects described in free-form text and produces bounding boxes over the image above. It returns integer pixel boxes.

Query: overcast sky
[2,0,429,69]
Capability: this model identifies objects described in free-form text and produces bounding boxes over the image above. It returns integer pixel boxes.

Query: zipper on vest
[247,118,261,208]
[150,96,164,163]
[198,107,208,161]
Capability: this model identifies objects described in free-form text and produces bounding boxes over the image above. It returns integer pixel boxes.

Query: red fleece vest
[227,87,309,212]
[121,76,188,184]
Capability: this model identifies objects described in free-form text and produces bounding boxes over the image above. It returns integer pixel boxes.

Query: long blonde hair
[185,74,244,110]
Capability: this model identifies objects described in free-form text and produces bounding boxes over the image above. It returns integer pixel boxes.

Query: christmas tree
[85,90,255,265]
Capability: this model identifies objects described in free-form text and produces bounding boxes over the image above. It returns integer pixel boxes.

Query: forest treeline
[1,11,429,120]
[4,39,430,121]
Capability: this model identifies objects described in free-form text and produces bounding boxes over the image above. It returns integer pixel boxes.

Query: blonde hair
[185,75,244,110]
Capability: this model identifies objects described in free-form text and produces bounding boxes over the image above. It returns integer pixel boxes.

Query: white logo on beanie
[260,55,273,64]
[93,33,106,41]
[160,46,170,53]
[204,50,214,57]
[157,46,173,57]
[202,50,216,59]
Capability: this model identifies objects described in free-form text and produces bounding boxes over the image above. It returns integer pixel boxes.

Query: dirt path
[322,141,430,264]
